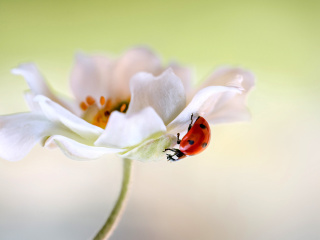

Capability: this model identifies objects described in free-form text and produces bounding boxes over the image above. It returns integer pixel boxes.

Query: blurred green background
[1,0,320,239]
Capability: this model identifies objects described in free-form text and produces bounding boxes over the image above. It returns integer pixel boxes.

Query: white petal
[70,53,112,103]
[34,95,103,140]
[0,113,57,161]
[199,67,255,124]
[204,96,251,124]
[120,134,176,162]
[109,47,162,100]
[199,67,255,94]
[95,107,166,148]
[54,94,83,117]
[24,90,82,116]
[126,68,186,125]
[170,62,194,94]
[45,135,123,161]
[167,85,243,134]
[24,91,41,112]
[11,63,55,99]
[12,63,79,114]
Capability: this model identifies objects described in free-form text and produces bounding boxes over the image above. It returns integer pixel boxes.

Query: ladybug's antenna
[188,113,194,132]
[177,133,181,144]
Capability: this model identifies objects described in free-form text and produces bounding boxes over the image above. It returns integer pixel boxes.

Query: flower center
[80,96,129,129]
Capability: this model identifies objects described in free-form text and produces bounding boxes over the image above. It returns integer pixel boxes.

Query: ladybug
[164,113,211,161]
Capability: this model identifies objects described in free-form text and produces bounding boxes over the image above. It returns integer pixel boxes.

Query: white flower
[0,47,254,162]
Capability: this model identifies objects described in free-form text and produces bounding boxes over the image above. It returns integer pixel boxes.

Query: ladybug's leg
[188,113,194,132]
[166,154,177,162]
[163,148,177,161]
[177,133,181,144]
[163,148,176,153]
[163,148,185,161]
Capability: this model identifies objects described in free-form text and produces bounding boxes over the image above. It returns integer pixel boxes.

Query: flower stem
[94,158,132,240]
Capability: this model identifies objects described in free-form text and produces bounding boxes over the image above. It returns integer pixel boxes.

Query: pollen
[86,96,95,105]
[100,96,106,105]
[80,101,88,111]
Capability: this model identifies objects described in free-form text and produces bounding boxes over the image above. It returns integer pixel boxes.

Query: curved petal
[95,107,166,148]
[126,68,186,125]
[0,113,58,161]
[12,63,79,114]
[45,135,123,161]
[11,63,55,99]
[23,90,82,117]
[24,91,41,112]
[204,96,251,124]
[198,67,255,124]
[166,84,243,134]
[70,53,112,104]
[109,47,162,100]
[199,67,255,94]
[120,134,176,162]
[54,94,83,117]
[34,95,103,140]
[169,62,194,94]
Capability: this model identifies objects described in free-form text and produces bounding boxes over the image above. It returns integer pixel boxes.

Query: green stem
[94,158,132,240]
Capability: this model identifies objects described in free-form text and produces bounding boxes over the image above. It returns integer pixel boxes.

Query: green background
[1,0,320,239]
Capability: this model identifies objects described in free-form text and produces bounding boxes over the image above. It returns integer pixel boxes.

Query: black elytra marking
[199,123,206,129]
[188,140,195,145]
[202,142,208,148]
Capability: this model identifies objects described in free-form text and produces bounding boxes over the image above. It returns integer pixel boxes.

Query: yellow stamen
[80,102,88,111]
[106,99,112,109]
[86,96,95,105]
[120,103,126,112]
[81,97,129,129]
[100,96,106,105]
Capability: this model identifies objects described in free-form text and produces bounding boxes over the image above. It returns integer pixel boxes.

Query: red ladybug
[164,114,211,161]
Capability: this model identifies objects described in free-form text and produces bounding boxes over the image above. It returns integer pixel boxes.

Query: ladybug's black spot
[200,124,206,129]
[202,142,207,148]
[188,140,195,145]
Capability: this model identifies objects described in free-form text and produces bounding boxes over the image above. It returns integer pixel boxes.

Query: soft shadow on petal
[0,113,61,161]
[35,95,103,140]
[95,107,166,148]
[110,47,162,100]
[70,53,112,104]
[120,134,176,162]
[167,85,243,134]
[127,68,186,125]
[45,135,123,161]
